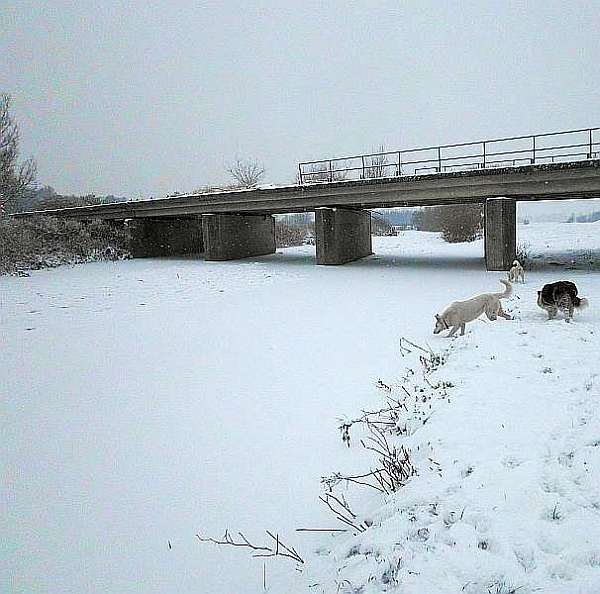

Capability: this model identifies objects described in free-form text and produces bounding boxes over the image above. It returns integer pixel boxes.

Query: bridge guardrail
[298,127,600,184]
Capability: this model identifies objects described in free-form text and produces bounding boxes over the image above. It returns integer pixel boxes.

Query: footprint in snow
[537,533,567,556]
[557,451,575,468]
[513,543,537,572]
[547,561,574,581]
[501,456,522,469]
[460,465,474,478]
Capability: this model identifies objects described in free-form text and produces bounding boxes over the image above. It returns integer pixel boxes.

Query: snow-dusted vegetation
[3,223,599,593]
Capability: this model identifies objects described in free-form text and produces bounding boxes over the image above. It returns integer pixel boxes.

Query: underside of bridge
[126,202,515,270]
[129,217,203,258]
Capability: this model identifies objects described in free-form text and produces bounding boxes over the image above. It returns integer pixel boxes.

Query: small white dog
[433,279,513,337]
[508,259,525,283]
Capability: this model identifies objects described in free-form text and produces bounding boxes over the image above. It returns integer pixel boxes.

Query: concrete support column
[129,217,203,258]
[315,208,372,265]
[202,214,276,261]
[484,197,516,271]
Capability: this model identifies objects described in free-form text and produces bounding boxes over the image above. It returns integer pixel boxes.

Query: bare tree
[364,144,391,179]
[1,94,37,215]
[414,204,483,243]
[226,158,265,188]
[303,161,348,183]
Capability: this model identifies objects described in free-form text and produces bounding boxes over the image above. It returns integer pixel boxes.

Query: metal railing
[298,127,600,184]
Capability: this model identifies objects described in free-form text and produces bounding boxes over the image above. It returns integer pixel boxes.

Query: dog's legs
[565,297,574,322]
[485,309,498,321]
[498,305,512,320]
[547,305,558,320]
[447,325,460,338]
[460,323,466,336]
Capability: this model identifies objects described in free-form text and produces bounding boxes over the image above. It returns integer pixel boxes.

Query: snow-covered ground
[2,223,599,593]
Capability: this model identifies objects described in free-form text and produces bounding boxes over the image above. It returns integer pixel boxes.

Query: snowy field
[2,222,600,593]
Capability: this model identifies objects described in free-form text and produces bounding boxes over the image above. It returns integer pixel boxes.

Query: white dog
[508,259,525,283]
[433,279,513,337]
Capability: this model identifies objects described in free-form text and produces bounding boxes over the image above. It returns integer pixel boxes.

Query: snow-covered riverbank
[3,224,599,593]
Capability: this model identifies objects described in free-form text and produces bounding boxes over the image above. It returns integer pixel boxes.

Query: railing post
[361,156,366,179]
[398,151,402,176]
[482,141,486,168]
[329,160,333,183]
[589,129,593,159]
[532,136,536,164]
[437,147,442,172]
[298,164,303,185]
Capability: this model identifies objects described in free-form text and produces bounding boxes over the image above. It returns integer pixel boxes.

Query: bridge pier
[315,208,372,265]
[129,218,203,258]
[484,198,516,271]
[202,214,276,261]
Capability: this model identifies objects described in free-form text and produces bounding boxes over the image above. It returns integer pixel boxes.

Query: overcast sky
[2,0,599,198]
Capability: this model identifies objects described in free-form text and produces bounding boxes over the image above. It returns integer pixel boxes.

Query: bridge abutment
[202,214,276,261]
[315,208,372,265]
[129,218,203,258]
[484,198,516,271]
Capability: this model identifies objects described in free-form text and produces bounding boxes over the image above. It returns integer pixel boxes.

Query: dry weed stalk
[197,529,304,564]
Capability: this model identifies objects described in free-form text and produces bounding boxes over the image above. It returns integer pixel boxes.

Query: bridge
[15,127,600,271]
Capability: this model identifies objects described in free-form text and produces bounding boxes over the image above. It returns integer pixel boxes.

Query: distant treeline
[566,211,600,223]
[14,185,128,213]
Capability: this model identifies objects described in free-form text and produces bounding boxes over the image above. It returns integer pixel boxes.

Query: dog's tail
[495,279,513,298]
[574,296,589,309]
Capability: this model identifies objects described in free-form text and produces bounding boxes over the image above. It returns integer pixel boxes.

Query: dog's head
[512,260,520,267]
[433,314,446,334]
[536,290,544,307]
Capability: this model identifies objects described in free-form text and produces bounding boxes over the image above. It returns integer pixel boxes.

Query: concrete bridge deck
[16,160,600,220]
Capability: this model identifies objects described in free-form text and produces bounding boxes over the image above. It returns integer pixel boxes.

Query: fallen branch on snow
[196,529,304,564]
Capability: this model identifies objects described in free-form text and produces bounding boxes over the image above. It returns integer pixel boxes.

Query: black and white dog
[537,281,588,322]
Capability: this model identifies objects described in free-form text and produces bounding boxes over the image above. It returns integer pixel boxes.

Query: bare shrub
[414,204,483,243]
[275,219,307,248]
[364,144,393,179]
[304,161,348,183]
[226,158,265,188]
[440,204,483,243]
[516,241,531,268]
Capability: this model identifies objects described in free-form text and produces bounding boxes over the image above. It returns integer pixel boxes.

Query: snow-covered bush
[0,215,131,275]
[516,241,531,268]
[414,204,483,243]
